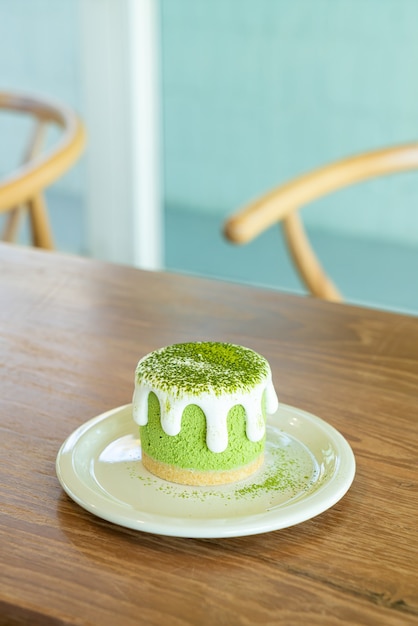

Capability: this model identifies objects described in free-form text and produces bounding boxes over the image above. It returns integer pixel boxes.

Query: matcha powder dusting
[135,342,270,396]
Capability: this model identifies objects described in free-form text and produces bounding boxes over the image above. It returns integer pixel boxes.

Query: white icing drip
[132,373,279,453]
[265,379,279,414]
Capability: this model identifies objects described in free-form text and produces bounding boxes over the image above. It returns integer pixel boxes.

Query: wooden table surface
[1,243,417,625]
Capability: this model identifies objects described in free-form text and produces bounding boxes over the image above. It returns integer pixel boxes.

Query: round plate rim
[56,403,355,538]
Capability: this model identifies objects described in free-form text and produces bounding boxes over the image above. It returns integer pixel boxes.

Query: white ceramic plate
[56,403,355,538]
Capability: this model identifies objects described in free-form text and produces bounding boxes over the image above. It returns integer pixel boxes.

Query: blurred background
[1,0,418,314]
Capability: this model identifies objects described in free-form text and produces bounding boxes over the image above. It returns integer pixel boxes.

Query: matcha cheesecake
[133,342,279,486]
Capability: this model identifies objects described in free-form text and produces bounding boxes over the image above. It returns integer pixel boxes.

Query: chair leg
[27,193,55,250]
[2,206,24,242]
[282,212,342,302]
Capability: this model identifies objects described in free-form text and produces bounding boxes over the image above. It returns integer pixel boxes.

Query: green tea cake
[133,342,279,486]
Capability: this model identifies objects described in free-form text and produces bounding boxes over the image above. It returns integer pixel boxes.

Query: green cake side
[140,391,266,472]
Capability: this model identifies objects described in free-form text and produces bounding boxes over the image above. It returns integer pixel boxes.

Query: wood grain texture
[0,243,417,625]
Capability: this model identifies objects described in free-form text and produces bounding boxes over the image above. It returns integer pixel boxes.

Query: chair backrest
[0,91,86,249]
[224,144,418,302]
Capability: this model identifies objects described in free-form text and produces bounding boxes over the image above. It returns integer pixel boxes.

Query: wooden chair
[224,144,418,302]
[0,91,86,250]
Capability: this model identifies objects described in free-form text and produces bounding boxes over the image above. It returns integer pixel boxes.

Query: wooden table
[1,243,417,625]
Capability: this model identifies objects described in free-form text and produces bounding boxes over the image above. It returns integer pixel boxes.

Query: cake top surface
[135,342,270,397]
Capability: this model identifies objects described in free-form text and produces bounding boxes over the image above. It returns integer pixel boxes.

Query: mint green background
[161,0,418,244]
[1,0,417,245]
[0,1,417,311]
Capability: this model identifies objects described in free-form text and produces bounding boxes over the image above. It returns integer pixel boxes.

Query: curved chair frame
[0,91,86,249]
[224,144,418,302]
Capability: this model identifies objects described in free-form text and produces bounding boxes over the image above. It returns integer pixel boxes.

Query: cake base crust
[141,452,264,486]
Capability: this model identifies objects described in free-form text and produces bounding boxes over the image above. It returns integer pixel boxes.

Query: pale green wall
[0,0,82,193]
[161,0,418,245]
[2,0,418,248]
